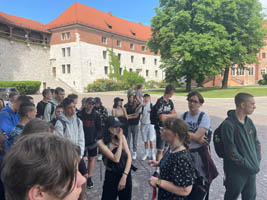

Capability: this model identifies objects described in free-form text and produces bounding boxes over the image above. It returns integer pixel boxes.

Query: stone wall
[0,37,51,91]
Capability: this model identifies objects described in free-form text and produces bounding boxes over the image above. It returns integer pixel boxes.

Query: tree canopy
[148,0,266,91]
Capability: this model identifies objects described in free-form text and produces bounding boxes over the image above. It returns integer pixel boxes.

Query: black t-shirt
[36,101,48,118]
[155,96,174,127]
[77,109,102,147]
[124,103,140,125]
[159,150,195,200]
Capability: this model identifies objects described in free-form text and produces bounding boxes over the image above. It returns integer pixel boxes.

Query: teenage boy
[36,89,52,119]
[153,85,177,164]
[50,105,64,126]
[54,97,86,199]
[77,97,102,189]
[222,93,261,200]
[9,102,36,145]
[43,87,65,122]
[140,94,156,160]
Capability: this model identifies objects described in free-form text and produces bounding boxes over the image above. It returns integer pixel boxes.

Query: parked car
[0,87,19,101]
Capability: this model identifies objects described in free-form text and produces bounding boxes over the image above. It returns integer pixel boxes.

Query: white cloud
[259,0,267,15]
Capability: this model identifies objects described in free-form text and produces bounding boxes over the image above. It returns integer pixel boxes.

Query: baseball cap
[105,116,122,128]
[86,97,95,104]
[114,97,123,103]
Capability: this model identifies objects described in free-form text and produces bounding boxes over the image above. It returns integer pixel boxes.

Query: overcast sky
[260,0,267,16]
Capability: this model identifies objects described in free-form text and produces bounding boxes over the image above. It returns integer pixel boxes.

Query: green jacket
[221,110,261,175]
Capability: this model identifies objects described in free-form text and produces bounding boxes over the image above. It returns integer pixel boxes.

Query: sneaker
[87,178,94,189]
[142,153,149,161]
[132,152,137,160]
[97,154,102,161]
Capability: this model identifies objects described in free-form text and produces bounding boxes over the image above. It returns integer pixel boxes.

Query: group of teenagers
[0,84,261,200]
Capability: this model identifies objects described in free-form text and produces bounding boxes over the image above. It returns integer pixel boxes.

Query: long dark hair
[127,94,137,108]
[163,118,191,149]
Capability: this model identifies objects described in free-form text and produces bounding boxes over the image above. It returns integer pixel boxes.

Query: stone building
[0,2,266,92]
[0,2,163,92]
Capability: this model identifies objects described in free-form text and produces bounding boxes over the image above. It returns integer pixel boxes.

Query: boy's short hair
[235,93,254,107]
[164,84,175,95]
[56,104,64,110]
[143,94,150,98]
[62,98,74,108]
[9,92,18,99]
[18,102,35,118]
[187,91,204,104]
[55,87,65,95]
[42,89,51,97]
[67,93,78,100]
[1,133,80,200]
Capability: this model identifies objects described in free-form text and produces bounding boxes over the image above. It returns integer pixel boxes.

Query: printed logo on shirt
[84,120,95,128]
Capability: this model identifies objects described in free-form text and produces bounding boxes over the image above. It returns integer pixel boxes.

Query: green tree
[148,0,266,91]
[148,0,232,91]
[217,0,266,88]
[107,49,121,81]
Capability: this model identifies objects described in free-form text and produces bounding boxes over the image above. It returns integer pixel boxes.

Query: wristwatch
[156,178,161,188]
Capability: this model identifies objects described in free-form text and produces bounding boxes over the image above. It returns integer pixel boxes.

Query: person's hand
[148,160,159,167]
[160,114,167,122]
[118,175,127,191]
[199,136,209,145]
[149,176,158,187]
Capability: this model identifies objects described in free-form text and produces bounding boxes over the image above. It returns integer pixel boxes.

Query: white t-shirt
[179,111,210,149]
[140,103,152,124]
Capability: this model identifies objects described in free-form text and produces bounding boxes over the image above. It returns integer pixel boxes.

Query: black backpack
[213,118,240,158]
[183,111,213,143]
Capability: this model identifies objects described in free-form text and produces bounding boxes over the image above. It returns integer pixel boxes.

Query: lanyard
[159,143,183,169]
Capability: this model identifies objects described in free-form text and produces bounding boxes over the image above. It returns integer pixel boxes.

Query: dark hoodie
[221,110,261,175]
[77,109,102,147]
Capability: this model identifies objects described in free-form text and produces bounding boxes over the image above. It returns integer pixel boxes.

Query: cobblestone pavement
[33,92,267,200]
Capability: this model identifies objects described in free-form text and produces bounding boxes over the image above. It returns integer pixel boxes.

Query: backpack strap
[197,112,205,126]
[182,112,188,120]
[57,118,67,135]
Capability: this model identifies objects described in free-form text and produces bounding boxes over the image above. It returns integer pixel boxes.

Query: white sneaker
[142,153,149,161]
[97,154,102,161]
[132,152,137,160]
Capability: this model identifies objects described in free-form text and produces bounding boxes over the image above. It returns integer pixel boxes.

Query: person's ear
[28,186,45,200]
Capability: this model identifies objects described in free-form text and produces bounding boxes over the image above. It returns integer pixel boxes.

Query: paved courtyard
[34,92,267,200]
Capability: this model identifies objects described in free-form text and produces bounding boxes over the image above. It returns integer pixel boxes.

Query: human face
[144,96,150,104]
[64,103,76,117]
[108,127,120,136]
[160,127,176,143]
[27,107,37,120]
[55,108,63,119]
[117,100,122,106]
[73,98,78,106]
[188,95,202,114]
[95,103,100,108]
[128,96,134,103]
[57,91,65,102]
[10,95,18,103]
[243,97,256,115]
[85,102,94,111]
[45,92,52,100]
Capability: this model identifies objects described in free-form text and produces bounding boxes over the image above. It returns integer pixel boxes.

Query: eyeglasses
[188,99,199,104]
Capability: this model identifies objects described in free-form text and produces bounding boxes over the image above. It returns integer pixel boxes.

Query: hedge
[86,79,127,92]
[0,81,41,95]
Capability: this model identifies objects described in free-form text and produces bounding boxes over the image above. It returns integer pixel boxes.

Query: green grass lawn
[145,86,267,98]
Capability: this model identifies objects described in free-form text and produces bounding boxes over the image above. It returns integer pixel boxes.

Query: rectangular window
[231,68,236,76]
[67,47,71,57]
[129,68,133,72]
[261,68,266,74]
[131,56,134,63]
[103,51,107,59]
[102,36,107,44]
[62,48,65,57]
[155,70,158,77]
[118,53,121,61]
[237,68,245,76]
[117,40,121,47]
[248,67,254,76]
[119,68,122,75]
[104,66,108,74]
[67,64,71,73]
[154,59,157,65]
[130,43,134,50]
[262,53,266,59]
[146,70,149,77]
[66,32,70,40]
[61,33,65,40]
[62,65,66,74]
[142,57,146,64]
[141,46,145,51]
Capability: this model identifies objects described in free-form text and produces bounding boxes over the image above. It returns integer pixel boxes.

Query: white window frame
[62,65,66,74]
[62,48,66,57]
[117,40,121,47]
[130,43,134,50]
[104,66,108,74]
[61,33,65,40]
[67,64,71,74]
[102,36,107,44]
[103,51,107,59]
[248,66,254,76]
[261,68,266,75]
[141,46,146,52]
[67,47,71,57]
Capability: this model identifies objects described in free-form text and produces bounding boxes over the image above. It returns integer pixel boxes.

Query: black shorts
[84,146,97,158]
[78,159,87,176]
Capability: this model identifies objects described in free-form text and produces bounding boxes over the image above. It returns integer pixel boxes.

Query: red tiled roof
[46,2,152,41]
[0,11,49,33]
